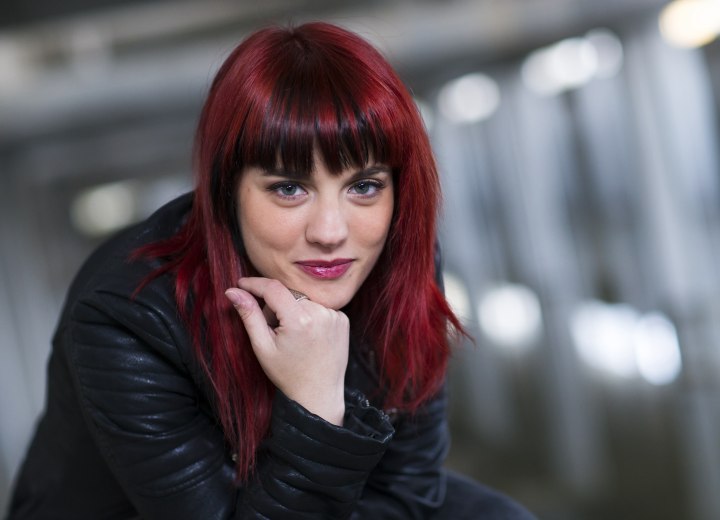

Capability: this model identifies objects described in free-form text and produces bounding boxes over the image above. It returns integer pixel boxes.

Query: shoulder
[64,192,193,304]
[57,193,197,372]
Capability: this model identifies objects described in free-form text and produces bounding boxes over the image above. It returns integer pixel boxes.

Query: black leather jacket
[8,194,450,519]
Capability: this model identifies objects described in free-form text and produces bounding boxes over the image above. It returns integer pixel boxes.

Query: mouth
[295,259,354,280]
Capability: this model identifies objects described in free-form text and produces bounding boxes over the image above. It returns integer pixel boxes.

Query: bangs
[237,43,394,176]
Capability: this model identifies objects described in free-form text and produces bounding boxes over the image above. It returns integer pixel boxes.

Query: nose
[305,196,348,249]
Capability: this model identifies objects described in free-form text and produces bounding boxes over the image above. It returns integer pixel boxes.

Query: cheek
[238,187,293,255]
[240,206,300,252]
[352,204,394,251]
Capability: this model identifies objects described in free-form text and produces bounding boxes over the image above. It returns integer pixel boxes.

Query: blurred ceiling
[0,0,182,28]
[0,0,670,146]
[0,0,670,55]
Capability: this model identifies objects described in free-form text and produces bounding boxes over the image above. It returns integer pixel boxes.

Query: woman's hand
[225,278,349,426]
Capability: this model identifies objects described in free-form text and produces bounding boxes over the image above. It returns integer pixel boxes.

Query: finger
[262,304,279,328]
[224,288,275,352]
[237,277,300,322]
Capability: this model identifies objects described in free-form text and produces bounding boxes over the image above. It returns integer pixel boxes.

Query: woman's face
[236,152,394,310]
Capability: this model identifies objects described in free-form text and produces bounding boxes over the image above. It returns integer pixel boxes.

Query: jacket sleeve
[65,286,394,519]
[350,386,450,519]
[237,390,393,518]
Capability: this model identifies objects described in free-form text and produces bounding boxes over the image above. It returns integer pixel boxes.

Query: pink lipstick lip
[296,258,353,268]
[295,259,354,279]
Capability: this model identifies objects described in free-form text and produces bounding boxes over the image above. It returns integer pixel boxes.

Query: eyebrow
[261,164,391,181]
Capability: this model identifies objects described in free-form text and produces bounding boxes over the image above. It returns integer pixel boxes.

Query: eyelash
[267,180,386,201]
[268,182,306,200]
[349,180,386,198]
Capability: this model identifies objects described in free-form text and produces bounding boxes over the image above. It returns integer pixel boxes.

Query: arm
[350,381,449,519]
[66,286,393,519]
[238,390,393,518]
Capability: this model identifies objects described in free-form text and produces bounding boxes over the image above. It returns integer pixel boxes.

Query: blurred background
[2,0,720,518]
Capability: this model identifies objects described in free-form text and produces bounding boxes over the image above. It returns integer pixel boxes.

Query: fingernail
[225,289,245,308]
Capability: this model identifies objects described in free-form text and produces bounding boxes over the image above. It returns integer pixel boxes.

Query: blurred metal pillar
[625,18,720,520]
[433,69,607,495]
[494,81,607,496]
[435,119,517,444]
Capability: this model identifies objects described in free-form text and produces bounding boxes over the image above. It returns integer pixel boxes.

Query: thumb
[225,288,275,352]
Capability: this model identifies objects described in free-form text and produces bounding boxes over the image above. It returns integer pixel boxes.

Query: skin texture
[225,153,394,425]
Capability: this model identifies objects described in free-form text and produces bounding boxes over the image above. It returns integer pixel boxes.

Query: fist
[225,278,349,425]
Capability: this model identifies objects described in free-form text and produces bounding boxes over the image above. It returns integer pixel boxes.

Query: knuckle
[336,311,349,326]
[298,314,312,328]
[268,279,284,291]
[235,305,252,320]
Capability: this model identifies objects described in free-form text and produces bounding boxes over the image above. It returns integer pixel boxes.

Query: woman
[8,22,535,519]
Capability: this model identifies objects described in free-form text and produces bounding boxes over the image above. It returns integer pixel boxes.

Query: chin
[305,288,353,311]
[313,296,350,311]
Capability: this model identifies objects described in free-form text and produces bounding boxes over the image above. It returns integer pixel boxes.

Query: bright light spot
[633,313,683,385]
[585,29,624,78]
[438,73,500,124]
[478,284,542,352]
[571,301,638,378]
[443,271,473,324]
[522,37,598,96]
[659,0,720,49]
[571,301,683,385]
[71,181,137,237]
[550,39,598,87]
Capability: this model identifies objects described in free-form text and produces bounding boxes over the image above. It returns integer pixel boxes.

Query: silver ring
[288,289,309,302]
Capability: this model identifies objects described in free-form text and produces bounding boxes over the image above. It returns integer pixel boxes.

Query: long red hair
[138,22,462,481]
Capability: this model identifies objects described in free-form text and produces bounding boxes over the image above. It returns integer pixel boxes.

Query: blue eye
[353,182,373,195]
[270,182,306,199]
[350,180,384,197]
[279,184,299,196]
